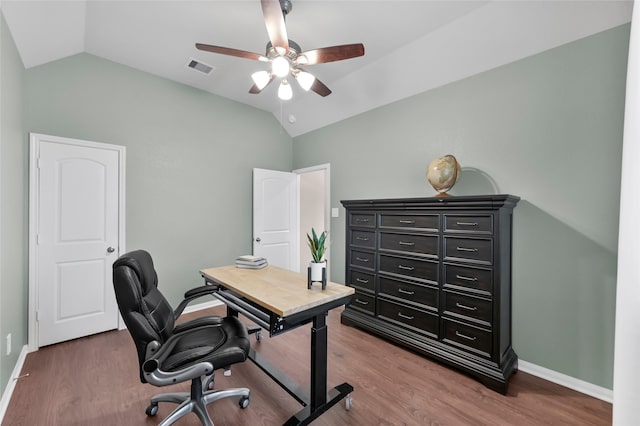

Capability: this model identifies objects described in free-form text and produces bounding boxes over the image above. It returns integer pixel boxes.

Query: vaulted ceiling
[1,1,632,136]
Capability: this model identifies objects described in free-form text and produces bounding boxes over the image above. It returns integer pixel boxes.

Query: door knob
[255,238,261,242]
[107,246,115,253]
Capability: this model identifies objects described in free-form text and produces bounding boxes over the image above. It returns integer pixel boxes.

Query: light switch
[331,208,339,218]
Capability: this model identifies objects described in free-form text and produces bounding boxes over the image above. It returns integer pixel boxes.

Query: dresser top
[340,194,519,210]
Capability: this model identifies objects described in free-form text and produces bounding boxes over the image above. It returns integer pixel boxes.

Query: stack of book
[235,255,268,269]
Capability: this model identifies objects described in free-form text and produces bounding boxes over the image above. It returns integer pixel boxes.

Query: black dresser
[340,195,519,393]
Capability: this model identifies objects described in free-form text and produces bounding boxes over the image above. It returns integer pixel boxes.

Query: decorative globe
[426,155,461,195]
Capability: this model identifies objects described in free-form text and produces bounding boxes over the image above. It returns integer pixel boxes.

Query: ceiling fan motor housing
[266,40,301,60]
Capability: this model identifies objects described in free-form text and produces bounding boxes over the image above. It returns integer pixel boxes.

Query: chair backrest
[113,250,176,380]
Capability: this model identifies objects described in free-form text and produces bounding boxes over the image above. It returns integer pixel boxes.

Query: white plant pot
[310,261,326,282]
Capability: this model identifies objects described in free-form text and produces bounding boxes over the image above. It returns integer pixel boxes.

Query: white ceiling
[1,1,633,137]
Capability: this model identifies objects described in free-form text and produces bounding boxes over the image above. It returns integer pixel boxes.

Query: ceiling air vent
[186,58,214,75]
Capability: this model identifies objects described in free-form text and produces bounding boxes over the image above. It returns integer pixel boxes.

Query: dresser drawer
[380,214,439,231]
[379,254,438,284]
[444,215,493,234]
[379,232,438,257]
[443,264,493,296]
[349,291,375,316]
[350,249,375,270]
[379,277,438,310]
[378,298,438,337]
[350,213,376,228]
[442,318,492,358]
[348,270,375,292]
[350,229,376,249]
[444,237,492,265]
[443,291,492,327]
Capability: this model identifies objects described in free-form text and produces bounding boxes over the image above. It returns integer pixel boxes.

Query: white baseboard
[181,299,223,315]
[0,345,29,423]
[518,359,613,403]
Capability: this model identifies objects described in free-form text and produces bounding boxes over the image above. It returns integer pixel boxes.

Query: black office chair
[112,250,251,426]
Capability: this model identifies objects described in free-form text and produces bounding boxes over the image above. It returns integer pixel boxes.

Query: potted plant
[307,228,327,282]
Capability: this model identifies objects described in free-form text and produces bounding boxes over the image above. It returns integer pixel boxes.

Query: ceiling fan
[196,0,365,100]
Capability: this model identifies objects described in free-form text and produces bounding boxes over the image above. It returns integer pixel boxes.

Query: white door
[253,168,299,271]
[31,134,124,347]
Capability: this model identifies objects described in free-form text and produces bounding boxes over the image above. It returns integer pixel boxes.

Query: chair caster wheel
[345,395,353,411]
[255,331,262,341]
[204,376,215,390]
[146,403,158,416]
[239,396,250,409]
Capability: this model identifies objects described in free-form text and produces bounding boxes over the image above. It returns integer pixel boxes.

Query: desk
[200,265,355,426]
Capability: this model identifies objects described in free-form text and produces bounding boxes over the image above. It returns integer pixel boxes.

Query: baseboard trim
[518,359,612,403]
[182,299,223,315]
[0,345,29,423]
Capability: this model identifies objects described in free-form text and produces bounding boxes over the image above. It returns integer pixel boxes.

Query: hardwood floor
[3,305,611,425]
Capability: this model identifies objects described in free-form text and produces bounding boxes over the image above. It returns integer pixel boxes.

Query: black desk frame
[203,278,354,426]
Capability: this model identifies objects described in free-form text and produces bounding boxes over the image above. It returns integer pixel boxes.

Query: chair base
[149,376,250,426]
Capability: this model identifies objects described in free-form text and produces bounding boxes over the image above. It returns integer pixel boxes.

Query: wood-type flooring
[2,305,611,425]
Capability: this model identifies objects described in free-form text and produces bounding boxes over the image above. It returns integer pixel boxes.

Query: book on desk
[235,255,268,269]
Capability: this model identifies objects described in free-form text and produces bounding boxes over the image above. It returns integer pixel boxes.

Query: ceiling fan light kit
[271,55,290,77]
[278,79,293,100]
[196,0,365,101]
[294,70,315,91]
[251,70,272,91]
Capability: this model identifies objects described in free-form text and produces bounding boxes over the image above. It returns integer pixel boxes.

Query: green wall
[0,12,28,394]
[24,53,293,306]
[293,24,629,389]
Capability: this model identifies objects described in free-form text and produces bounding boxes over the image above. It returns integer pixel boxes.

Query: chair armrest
[143,360,214,387]
[173,284,219,320]
[142,337,214,387]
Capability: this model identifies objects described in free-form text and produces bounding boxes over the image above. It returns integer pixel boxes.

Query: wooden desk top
[200,265,355,317]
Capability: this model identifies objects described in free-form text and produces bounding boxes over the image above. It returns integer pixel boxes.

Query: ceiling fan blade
[249,75,276,94]
[261,0,289,55]
[298,43,365,65]
[196,43,266,61]
[310,78,332,97]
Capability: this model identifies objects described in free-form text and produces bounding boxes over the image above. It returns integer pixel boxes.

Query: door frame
[28,133,126,352]
[293,163,331,277]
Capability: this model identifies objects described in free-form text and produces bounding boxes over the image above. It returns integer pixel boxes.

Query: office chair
[113,250,251,426]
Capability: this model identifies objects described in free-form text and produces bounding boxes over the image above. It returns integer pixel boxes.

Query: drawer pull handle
[398,265,415,271]
[456,247,478,253]
[356,218,370,222]
[356,236,370,241]
[456,274,478,282]
[455,331,477,341]
[356,278,369,284]
[355,299,369,305]
[397,312,414,320]
[398,288,415,295]
[399,220,415,224]
[356,257,370,262]
[455,302,478,311]
[456,221,479,226]
[398,241,415,246]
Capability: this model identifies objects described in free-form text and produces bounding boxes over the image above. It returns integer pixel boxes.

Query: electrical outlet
[6,333,11,355]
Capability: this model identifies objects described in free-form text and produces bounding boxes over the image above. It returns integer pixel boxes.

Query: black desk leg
[310,313,328,411]
[284,312,354,426]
